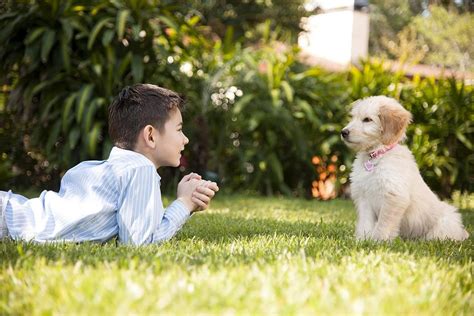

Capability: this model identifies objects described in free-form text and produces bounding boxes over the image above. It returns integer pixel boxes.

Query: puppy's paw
[370,231,396,242]
[355,230,373,241]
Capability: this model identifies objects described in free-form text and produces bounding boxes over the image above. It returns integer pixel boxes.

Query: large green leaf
[87,18,112,50]
[25,27,46,45]
[62,94,77,132]
[131,54,144,82]
[116,9,130,40]
[41,29,56,63]
[76,85,94,123]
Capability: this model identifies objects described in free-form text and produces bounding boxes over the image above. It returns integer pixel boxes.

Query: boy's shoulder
[108,147,156,171]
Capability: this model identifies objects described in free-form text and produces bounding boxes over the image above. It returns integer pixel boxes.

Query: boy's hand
[177,173,219,213]
[191,180,219,213]
[180,172,202,182]
[177,173,202,212]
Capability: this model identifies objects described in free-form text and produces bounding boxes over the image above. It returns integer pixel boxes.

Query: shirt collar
[109,146,157,169]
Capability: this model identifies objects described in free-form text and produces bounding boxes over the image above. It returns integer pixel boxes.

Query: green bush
[0,2,472,198]
[0,0,202,189]
[164,29,351,196]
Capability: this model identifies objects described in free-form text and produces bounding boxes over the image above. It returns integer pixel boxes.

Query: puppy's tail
[427,204,469,241]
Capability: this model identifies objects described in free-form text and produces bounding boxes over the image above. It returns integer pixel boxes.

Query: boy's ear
[142,125,156,148]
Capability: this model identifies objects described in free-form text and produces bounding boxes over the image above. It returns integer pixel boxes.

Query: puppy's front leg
[355,200,376,240]
[371,192,409,241]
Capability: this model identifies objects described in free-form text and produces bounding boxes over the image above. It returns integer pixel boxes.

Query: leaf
[187,15,200,26]
[0,13,27,43]
[280,80,293,102]
[223,26,234,57]
[68,127,81,150]
[76,85,94,123]
[84,98,104,132]
[41,29,56,63]
[270,89,280,107]
[31,74,63,95]
[232,94,253,114]
[117,52,132,77]
[159,15,178,30]
[87,18,111,50]
[25,27,46,45]
[60,33,71,72]
[60,18,73,42]
[46,121,61,153]
[267,153,284,183]
[290,68,321,81]
[456,131,473,150]
[0,12,17,22]
[116,10,129,40]
[297,99,319,125]
[40,95,60,122]
[62,94,76,132]
[102,29,115,46]
[131,54,143,82]
[88,122,102,156]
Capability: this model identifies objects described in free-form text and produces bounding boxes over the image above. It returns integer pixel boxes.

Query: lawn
[1,195,473,315]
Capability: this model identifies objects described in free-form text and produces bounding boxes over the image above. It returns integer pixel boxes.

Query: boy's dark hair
[108,84,185,149]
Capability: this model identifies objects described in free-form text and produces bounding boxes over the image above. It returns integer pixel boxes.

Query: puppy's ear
[378,103,412,145]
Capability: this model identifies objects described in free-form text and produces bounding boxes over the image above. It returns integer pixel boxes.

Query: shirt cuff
[165,199,191,228]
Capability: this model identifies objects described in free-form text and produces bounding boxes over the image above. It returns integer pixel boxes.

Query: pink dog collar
[364,144,397,172]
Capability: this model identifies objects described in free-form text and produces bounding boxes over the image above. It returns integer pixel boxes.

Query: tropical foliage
[0,1,472,199]
[0,0,199,174]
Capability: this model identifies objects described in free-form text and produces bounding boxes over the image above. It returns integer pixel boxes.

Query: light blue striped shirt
[2,147,190,245]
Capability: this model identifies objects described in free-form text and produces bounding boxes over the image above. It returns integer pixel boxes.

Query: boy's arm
[117,166,164,245]
[151,199,190,243]
[151,177,218,243]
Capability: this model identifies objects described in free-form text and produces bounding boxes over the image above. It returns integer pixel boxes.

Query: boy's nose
[341,129,350,139]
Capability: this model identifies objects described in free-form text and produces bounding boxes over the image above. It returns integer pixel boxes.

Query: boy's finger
[191,196,208,209]
[204,181,219,192]
[180,174,191,182]
[181,173,201,182]
[188,173,202,181]
[192,191,211,204]
[195,186,215,198]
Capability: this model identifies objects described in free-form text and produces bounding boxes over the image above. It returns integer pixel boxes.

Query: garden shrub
[1,1,472,198]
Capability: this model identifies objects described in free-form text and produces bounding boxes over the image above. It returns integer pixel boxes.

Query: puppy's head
[341,96,412,152]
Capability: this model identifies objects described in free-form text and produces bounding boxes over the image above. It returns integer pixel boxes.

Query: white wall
[299,1,369,66]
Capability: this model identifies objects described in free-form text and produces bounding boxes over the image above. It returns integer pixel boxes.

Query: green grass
[1,195,473,315]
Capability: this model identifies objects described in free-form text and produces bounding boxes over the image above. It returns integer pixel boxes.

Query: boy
[0,84,219,245]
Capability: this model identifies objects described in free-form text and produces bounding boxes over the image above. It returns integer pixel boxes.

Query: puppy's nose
[341,129,350,139]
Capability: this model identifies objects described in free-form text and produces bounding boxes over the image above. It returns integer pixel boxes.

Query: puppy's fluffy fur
[342,96,469,241]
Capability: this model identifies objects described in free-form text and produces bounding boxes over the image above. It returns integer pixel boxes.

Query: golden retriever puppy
[341,96,469,241]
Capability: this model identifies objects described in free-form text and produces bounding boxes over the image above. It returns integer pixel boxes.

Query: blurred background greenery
[0,0,472,200]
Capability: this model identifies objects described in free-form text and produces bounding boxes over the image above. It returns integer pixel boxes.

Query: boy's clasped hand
[177,172,219,213]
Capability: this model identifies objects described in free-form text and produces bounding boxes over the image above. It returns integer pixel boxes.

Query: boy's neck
[130,143,160,169]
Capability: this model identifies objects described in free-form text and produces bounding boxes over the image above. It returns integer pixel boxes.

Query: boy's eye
[362,117,372,123]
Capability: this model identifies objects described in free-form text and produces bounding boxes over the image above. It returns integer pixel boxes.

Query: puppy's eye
[362,117,372,123]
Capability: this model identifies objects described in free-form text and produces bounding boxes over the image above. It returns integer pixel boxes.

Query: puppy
[341,96,469,241]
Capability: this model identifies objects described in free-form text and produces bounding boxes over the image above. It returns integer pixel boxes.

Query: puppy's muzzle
[341,129,350,139]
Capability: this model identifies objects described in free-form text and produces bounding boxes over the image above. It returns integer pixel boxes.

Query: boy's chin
[172,160,181,167]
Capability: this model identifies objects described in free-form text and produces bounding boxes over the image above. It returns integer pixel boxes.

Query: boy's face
[152,108,189,168]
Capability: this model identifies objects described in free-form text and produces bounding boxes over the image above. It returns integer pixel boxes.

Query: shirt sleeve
[116,166,191,245]
[152,199,190,244]
[117,166,162,245]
